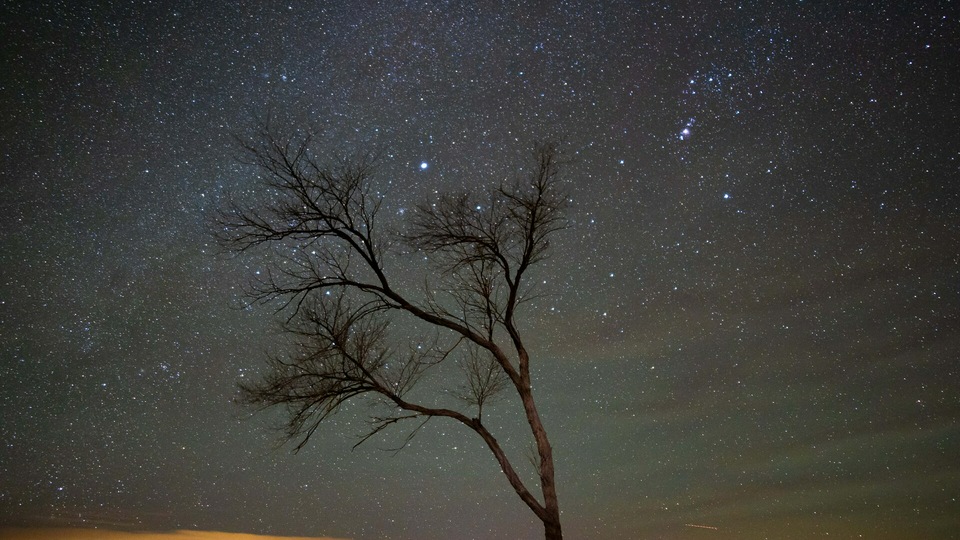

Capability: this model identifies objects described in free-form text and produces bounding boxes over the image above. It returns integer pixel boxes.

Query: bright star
[420,162,428,170]
[678,118,695,140]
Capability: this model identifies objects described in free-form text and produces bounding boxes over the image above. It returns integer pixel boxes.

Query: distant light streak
[684,523,719,530]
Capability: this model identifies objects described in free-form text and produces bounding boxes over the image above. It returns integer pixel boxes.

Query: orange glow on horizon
[0,528,351,540]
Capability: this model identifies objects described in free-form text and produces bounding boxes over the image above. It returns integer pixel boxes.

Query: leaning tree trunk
[544,519,563,540]
[519,381,562,540]
[537,455,563,539]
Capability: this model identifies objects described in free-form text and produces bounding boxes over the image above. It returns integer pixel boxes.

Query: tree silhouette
[217,123,568,539]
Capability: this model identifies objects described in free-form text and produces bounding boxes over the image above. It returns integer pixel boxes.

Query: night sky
[2,1,959,539]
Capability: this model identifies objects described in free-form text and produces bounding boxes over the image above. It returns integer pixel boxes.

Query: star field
[1,1,959,539]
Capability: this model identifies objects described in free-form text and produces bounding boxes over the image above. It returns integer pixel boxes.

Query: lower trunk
[518,381,562,540]
[540,472,562,540]
[543,515,562,540]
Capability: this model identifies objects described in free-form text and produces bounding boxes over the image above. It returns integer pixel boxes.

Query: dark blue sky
[2,1,958,538]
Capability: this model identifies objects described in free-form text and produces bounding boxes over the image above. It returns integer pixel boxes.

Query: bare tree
[217,123,568,539]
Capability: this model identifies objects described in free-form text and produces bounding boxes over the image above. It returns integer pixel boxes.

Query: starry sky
[2,1,959,539]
